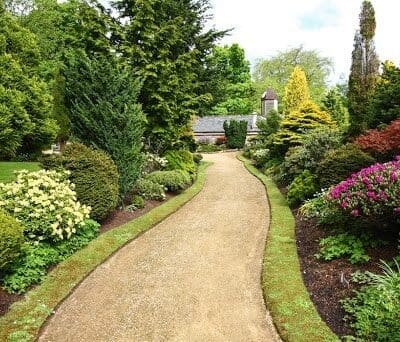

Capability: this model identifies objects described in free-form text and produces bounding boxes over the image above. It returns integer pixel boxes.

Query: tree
[367,61,400,127]
[283,66,310,114]
[223,120,247,149]
[257,109,281,141]
[348,0,379,135]
[253,46,333,109]
[201,44,254,116]
[112,0,225,151]
[0,7,57,159]
[63,52,145,198]
[273,101,336,153]
[322,87,350,131]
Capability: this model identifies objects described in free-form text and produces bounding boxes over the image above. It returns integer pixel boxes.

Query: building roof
[261,88,278,100]
[193,115,262,134]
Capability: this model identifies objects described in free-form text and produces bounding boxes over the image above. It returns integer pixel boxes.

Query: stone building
[261,88,278,115]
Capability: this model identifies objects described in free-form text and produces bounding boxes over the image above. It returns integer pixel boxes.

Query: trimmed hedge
[0,211,24,272]
[41,143,120,222]
[317,144,375,188]
[223,120,247,149]
[146,170,191,192]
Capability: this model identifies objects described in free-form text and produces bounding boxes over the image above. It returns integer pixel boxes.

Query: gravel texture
[39,152,279,342]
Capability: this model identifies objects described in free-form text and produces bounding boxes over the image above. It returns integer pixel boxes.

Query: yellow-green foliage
[239,156,338,342]
[283,66,310,113]
[274,100,336,150]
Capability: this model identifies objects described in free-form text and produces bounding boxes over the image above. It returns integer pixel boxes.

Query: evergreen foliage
[223,120,248,149]
[287,170,317,207]
[41,143,120,222]
[367,61,400,127]
[273,101,336,153]
[0,7,57,159]
[63,52,145,198]
[283,66,310,113]
[322,87,350,131]
[257,110,281,141]
[164,150,196,175]
[0,211,24,272]
[348,0,379,135]
[146,170,191,192]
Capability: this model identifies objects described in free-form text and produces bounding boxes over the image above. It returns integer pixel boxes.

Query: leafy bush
[315,233,370,264]
[252,148,270,168]
[317,144,375,188]
[0,169,90,242]
[193,153,203,164]
[164,150,196,175]
[355,118,400,160]
[287,170,317,207]
[42,143,119,222]
[146,170,191,192]
[142,152,168,175]
[342,261,400,340]
[257,109,281,141]
[328,157,400,222]
[223,120,247,149]
[129,195,145,210]
[0,211,24,272]
[133,179,166,201]
[2,219,99,293]
[279,128,342,184]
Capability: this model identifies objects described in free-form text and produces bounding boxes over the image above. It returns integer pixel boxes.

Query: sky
[207,0,400,84]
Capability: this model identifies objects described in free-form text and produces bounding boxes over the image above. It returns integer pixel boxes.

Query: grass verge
[239,155,338,342]
[0,162,41,183]
[0,162,211,342]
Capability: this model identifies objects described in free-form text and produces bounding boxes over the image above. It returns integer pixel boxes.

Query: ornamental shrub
[355,118,400,160]
[317,144,375,188]
[146,170,191,192]
[279,128,342,184]
[328,157,400,222]
[193,153,203,164]
[142,152,168,175]
[223,120,247,149]
[130,195,145,209]
[164,150,196,175]
[0,211,24,272]
[287,170,317,207]
[133,179,166,201]
[0,169,90,242]
[42,143,119,222]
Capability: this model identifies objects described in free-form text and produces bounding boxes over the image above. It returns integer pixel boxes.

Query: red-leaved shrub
[355,119,400,159]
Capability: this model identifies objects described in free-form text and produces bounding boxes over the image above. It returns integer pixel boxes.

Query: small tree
[257,109,281,141]
[64,52,145,198]
[322,87,350,131]
[283,66,310,114]
[223,120,247,149]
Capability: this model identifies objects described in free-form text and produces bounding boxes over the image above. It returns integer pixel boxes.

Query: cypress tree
[283,66,310,114]
[348,0,379,135]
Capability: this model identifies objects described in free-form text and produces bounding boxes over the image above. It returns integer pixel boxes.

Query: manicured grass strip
[0,162,41,183]
[0,162,211,342]
[239,156,338,342]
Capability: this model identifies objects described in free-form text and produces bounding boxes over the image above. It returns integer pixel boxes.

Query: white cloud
[208,0,400,84]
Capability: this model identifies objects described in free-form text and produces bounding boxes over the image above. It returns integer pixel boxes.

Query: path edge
[238,155,338,342]
[0,162,212,342]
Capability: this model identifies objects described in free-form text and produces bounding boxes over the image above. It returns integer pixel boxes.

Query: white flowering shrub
[0,169,91,242]
[142,152,168,175]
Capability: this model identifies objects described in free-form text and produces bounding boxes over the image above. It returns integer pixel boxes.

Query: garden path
[39,152,279,342]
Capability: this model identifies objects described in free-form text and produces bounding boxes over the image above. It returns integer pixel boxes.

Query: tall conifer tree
[348,0,379,135]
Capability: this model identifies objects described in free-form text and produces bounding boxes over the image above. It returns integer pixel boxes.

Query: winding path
[39,152,279,341]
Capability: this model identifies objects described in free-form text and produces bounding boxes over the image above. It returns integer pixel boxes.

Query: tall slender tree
[283,66,310,114]
[348,0,379,135]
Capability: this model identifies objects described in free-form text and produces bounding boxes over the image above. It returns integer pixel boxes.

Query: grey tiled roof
[193,115,262,133]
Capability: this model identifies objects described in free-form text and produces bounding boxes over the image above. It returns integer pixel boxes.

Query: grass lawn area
[0,162,41,183]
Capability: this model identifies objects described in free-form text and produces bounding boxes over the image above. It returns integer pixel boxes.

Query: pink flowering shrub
[328,157,400,220]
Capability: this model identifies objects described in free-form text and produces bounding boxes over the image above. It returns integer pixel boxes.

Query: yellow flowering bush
[0,169,91,242]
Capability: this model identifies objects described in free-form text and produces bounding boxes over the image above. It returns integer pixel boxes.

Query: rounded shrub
[164,150,196,175]
[0,211,24,271]
[287,170,317,207]
[146,170,191,192]
[133,178,166,200]
[317,144,375,188]
[42,143,120,222]
[130,195,145,209]
[193,153,203,164]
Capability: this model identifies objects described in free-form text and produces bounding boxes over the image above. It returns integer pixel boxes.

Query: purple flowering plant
[328,156,400,219]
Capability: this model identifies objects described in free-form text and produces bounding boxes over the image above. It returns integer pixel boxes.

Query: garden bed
[295,210,398,338]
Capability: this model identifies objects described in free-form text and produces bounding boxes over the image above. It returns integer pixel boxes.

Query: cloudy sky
[207,0,400,83]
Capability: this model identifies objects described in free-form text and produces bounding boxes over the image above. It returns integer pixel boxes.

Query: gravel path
[39,152,279,342]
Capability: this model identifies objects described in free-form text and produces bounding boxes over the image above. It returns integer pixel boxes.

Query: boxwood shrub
[41,143,119,222]
[0,211,24,272]
[146,170,191,192]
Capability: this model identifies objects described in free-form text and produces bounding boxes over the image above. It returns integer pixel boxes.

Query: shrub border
[238,155,338,342]
[0,162,211,341]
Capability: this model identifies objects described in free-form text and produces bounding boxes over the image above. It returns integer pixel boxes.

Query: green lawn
[0,162,41,183]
